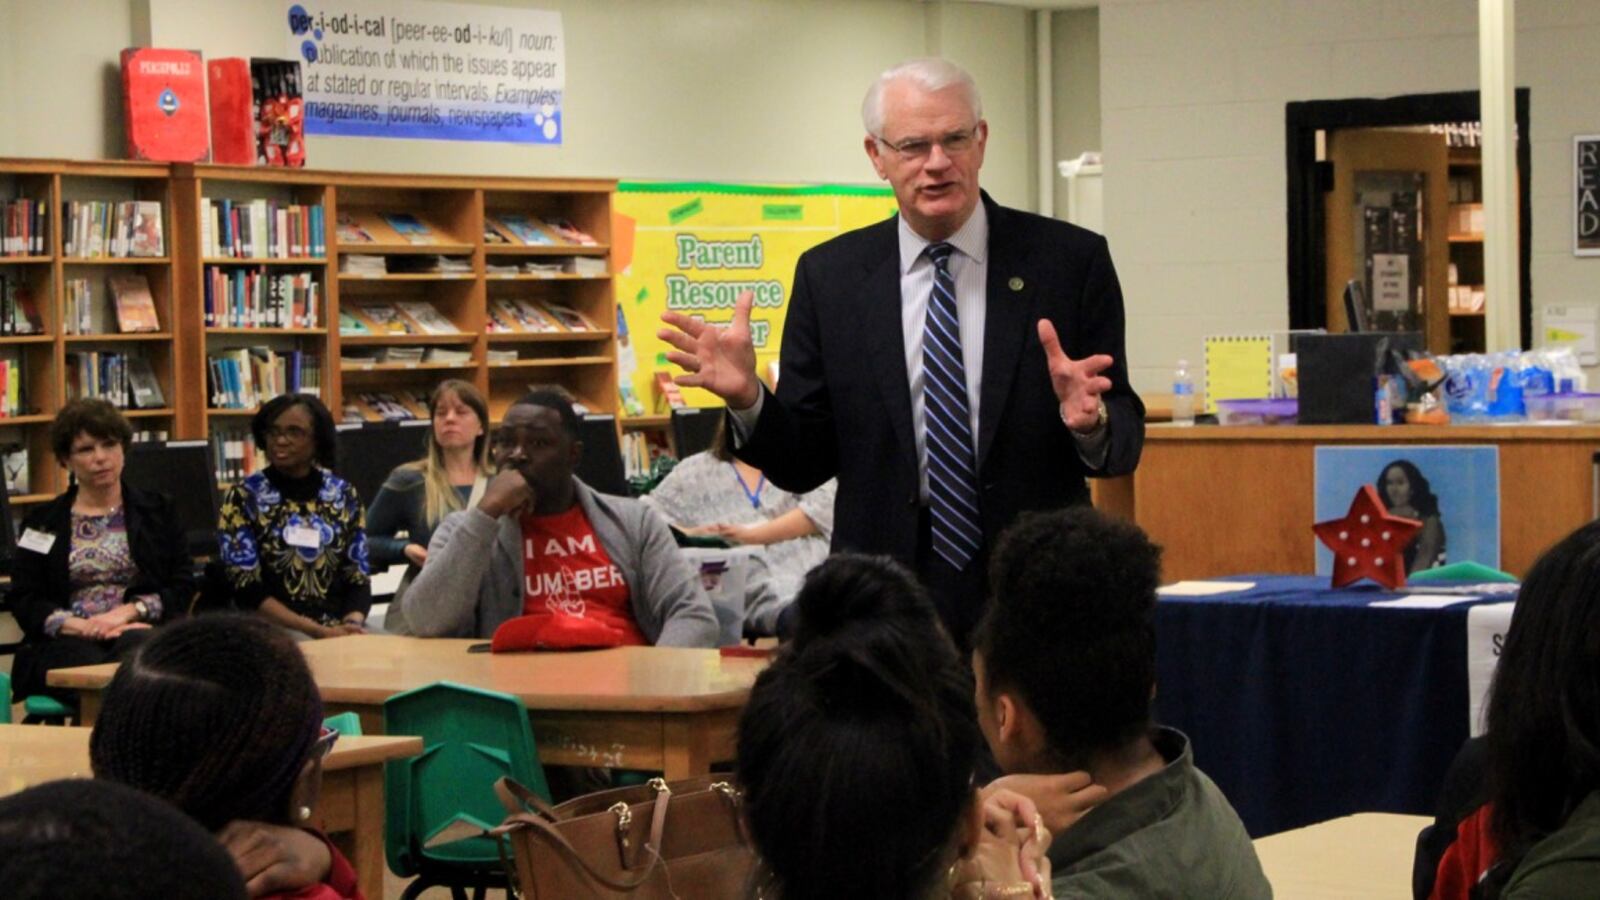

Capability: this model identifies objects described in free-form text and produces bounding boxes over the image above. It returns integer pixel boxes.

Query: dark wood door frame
[1286,90,1532,345]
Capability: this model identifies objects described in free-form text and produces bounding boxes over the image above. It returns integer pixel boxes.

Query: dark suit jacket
[10,480,195,640]
[738,194,1144,566]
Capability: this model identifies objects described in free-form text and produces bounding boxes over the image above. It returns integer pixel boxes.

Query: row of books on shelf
[333,211,598,248]
[484,214,598,247]
[66,351,165,409]
[486,257,607,277]
[62,200,164,258]
[339,254,472,276]
[65,274,161,335]
[207,349,323,409]
[340,346,470,367]
[0,357,28,417]
[0,275,44,335]
[339,299,457,335]
[209,428,262,485]
[343,390,432,422]
[202,199,326,259]
[487,298,599,334]
[3,198,46,256]
[204,268,320,328]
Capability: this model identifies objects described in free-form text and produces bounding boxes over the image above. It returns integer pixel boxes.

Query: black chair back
[671,407,723,460]
[124,441,221,561]
[574,414,629,496]
[334,420,431,509]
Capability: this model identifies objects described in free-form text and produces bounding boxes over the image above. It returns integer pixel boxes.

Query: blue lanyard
[733,465,765,510]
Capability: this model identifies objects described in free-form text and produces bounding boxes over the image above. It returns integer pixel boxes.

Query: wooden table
[1125,424,1600,580]
[50,636,768,778]
[1253,813,1430,899]
[0,724,420,900]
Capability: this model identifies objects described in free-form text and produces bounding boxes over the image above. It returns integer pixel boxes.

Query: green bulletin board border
[617,181,895,198]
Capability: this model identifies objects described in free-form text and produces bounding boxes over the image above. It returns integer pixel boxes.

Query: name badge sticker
[18,528,55,554]
[284,525,322,550]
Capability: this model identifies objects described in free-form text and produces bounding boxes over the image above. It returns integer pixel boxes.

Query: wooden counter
[1116,423,1600,580]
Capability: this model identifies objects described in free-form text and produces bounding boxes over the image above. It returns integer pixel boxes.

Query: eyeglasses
[264,425,311,443]
[875,127,981,161]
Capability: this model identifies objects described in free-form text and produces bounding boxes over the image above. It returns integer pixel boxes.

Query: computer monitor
[124,441,221,560]
[574,414,629,496]
[334,420,431,509]
[671,407,723,460]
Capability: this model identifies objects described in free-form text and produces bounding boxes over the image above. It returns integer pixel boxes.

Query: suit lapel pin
[1008,276,1025,292]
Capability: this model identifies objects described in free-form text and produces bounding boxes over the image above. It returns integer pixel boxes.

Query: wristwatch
[133,599,150,622]
[1065,398,1109,436]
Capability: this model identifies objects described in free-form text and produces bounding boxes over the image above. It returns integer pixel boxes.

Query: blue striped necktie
[923,241,982,570]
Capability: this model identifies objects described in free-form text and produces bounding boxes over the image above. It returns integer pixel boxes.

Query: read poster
[613,182,897,413]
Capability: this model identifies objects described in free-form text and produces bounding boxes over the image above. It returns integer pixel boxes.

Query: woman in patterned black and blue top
[217,394,370,640]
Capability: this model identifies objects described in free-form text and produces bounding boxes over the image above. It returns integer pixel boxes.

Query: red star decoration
[1313,484,1423,589]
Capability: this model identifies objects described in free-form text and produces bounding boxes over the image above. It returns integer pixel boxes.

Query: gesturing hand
[984,770,1109,836]
[659,291,761,409]
[1037,320,1113,434]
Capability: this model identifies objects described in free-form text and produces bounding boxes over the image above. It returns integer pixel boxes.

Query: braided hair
[90,614,324,832]
[0,778,247,899]
[737,554,980,900]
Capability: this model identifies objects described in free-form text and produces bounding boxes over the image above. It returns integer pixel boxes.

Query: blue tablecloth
[1154,575,1508,837]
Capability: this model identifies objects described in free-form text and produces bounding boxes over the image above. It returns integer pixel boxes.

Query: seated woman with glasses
[8,398,193,708]
[217,394,372,640]
[91,614,358,899]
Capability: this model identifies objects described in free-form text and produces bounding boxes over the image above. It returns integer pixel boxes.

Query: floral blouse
[42,509,163,636]
[218,466,371,625]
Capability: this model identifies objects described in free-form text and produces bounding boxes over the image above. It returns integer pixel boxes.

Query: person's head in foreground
[0,778,247,899]
[491,387,585,512]
[973,507,1160,775]
[861,58,989,242]
[90,613,329,832]
[738,554,1048,900]
[1481,520,1600,895]
[973,508,1270,896]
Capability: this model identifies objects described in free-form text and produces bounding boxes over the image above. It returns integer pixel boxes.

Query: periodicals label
[286,0,564,144]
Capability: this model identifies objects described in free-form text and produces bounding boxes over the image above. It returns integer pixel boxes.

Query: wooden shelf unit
[0,160,179,502]
[0,159,620,496]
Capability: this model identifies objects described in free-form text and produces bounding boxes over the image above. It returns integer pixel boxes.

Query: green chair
[384,681,551,900]
[23,694,72,724]
[322,711,363,737]
[0,671,10,724]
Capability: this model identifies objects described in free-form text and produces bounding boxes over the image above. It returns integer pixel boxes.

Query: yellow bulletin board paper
[1203,335,1274,414]
[614,182,898,413]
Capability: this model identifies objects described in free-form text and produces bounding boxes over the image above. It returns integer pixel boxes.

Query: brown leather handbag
[489,775,756,899]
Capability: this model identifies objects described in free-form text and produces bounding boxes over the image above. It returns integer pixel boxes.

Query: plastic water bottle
[1172,360,1195,426]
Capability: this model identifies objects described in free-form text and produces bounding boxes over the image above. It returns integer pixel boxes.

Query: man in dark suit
[660,59,1143,646]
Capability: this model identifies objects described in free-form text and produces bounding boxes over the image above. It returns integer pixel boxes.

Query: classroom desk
[0,724,421,900]
[50,636,768,779]
[1156,576,1507,837]
[1253,813,1431,899]
[1124,424,1600,580]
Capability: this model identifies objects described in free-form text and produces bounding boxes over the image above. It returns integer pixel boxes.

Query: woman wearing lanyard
[641,418,835,635]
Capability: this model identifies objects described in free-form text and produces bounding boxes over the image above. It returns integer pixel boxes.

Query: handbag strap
[495,775,560,819]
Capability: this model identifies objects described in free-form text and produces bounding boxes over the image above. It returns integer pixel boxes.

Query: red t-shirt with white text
[519,505,646,645]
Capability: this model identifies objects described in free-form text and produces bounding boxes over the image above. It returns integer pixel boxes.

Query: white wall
[1100,0,1600,394]
[0,0,1040,209]
[1051,6,1100,223]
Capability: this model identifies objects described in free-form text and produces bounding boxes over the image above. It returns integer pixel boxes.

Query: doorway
[1286,91,1531,355]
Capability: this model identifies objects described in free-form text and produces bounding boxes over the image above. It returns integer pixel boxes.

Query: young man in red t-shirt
[401,389,719,646]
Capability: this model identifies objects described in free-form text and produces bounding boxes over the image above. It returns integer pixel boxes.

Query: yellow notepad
[1203,335,1274,414]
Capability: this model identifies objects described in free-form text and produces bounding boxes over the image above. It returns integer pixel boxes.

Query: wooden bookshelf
[0,159,621,492]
